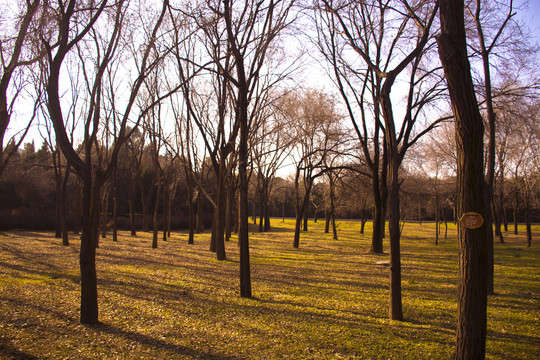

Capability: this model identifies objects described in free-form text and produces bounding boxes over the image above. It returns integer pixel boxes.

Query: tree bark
[438,0,488,357]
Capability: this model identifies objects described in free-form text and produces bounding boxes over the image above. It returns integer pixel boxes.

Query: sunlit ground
[0,219,538,359]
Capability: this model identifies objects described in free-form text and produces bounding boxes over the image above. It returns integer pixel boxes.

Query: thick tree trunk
[438,1,488,357]
[80,176,101,324]
[388,167,403,321]
[237,94,251,299]
[513,191,518,235]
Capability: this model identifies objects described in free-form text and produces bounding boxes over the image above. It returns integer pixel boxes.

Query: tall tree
[0,0,42,176]
[42,0,168,324]
[317,0,442,321]
[437,0,488,358]
[221,0,297,297]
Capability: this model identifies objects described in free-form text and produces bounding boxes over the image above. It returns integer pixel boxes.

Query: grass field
[0,219,538,359]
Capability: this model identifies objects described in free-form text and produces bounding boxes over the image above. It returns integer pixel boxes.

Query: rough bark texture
[437,0,488,358]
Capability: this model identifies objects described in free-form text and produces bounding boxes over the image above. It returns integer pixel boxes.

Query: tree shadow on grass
[95,322,241,360]
[0,342,40,360]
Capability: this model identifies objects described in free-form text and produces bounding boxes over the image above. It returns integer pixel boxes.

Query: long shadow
[0,343,40,360]
[96,322,241,360]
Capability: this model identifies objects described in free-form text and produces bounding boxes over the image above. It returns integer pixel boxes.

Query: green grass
[0,220,538,359]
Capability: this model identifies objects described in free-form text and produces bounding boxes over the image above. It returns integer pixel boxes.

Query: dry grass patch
[0,221,538,359]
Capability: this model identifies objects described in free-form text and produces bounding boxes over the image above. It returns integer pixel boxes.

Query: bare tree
[317,0,442,321]
[42,0,168,324]
[220,0,297,297]
[0,0,43,176]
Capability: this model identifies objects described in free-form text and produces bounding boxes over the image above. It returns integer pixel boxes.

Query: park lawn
[0,220,538,359]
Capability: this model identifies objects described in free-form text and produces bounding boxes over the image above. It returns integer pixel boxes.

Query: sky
[4,0,540,155]
[517,0,540,44]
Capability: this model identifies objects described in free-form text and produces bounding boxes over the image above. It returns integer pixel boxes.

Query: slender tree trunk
[112,171,118,242]
[293,209,303,248]
[492,199,504,243]
[128,181,137,236]
[524,186,532,247]
[162,188,168,243]
[303,194,309,231]
[360,209,367,234]
[60,163,71,246]
[74,180,81,235]
[101,189,109,240]
[152,181,161,249]
[112,193,118,242]
[187,187,195,244]
[329,175,338,240]
[258,180,264,232]
[435,195,440,245]
[196,195,204,233]
[225,181,232,241]
[264,183,270,231]
[371,176,384,253]
[438,1,488,356]
[418,201,422,225]
[325,207,330,233]
[55,176,62,239]
[513,191,518,235]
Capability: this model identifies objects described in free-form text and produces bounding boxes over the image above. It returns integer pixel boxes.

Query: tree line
[1,0,539,358]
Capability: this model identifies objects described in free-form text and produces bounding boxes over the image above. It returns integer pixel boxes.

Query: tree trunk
[360,209,367,234]
[74,180,81,235]
[303,196,309,231]
[237,84,251,299]
[329,175,338,240]
[79,176,101,324]
[524,186,531,247]
[112,193,118,242]
[388,164,403,321]
[437,0,488,356]
[101,189,109,240]
[152,181,161,249]
[513,191,518,235]
[128,181,137,236]
[196,195,203,233]
[55,176,62,239]
[112,171,118,242]
[162,188,168,243]
[371,176,384,253]
[492,199,504,243]
[263,182,270,231]
[435,195,440,245]
[187,189,195,244]
[324,208,330,233]
[60,163,71,246]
